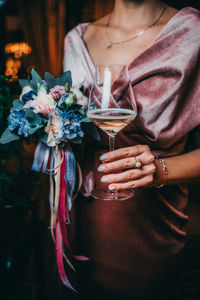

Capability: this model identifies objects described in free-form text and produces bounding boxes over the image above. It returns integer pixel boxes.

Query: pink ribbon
[32,143,89,292]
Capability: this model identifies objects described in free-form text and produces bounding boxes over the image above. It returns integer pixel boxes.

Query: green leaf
[55,71,72,87]
[44,72,56,91]
[31,69,43,84]
[70,104,83,110]
[18,79,31,89]
[70,108,86,115]
[29,124,43,135]
[70,137,82,144]
[81,116,92,123]
[0,127,20,144]
[13,100,24,110]
[40,132,48,143]
[25,109,42,126]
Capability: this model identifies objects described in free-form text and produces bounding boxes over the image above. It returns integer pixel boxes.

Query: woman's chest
[84,25,165,66]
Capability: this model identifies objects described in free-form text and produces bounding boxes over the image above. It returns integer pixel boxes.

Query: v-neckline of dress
[77,7,190,71]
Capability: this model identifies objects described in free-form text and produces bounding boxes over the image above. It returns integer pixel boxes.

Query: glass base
[91,188,135,201]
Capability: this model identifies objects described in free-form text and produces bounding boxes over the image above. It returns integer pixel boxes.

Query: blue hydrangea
[21,91,36,103]
[8,108,30,137]
[55,108,84,140]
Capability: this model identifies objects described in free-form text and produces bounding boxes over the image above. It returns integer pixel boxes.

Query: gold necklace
[105,5,167,50]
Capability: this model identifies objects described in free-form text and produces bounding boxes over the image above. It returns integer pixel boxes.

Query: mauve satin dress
[63,7,200,300]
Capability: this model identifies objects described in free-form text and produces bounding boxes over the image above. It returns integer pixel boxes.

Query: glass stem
[109,135,115,152]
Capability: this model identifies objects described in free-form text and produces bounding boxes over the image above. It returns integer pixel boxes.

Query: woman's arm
[159,148,200,185]
[97,145,200,191]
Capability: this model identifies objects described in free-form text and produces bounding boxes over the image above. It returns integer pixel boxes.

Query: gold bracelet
[155,158,168,188]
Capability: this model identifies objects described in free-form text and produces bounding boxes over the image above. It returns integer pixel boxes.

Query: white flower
[71,87,88,108]
[24,89,56,115]
[20,86,33,100]
[45,112,63,147]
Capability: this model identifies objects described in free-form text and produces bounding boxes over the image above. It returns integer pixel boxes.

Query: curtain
[94,0,113,21]
[18,0,66,76]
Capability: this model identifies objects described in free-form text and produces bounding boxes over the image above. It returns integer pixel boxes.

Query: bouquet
[0,69,100,292]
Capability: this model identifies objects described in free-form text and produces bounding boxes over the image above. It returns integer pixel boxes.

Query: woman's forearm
[156,149,200,186]
[98,145,200,191]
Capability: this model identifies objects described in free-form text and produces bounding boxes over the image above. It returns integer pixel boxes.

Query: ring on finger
[135,157,142,169]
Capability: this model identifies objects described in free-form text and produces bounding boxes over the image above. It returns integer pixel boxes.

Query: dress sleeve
[63,34,69,72]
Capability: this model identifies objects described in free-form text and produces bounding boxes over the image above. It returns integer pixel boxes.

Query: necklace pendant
[107,44,112,50]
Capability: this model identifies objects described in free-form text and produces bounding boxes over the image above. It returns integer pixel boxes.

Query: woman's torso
[64,6,200,298]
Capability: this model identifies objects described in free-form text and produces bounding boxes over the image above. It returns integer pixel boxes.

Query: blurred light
[5,42,32,56]
[6,58,14,68]
[5,58,20,81]
[5,68,12,76]
[14,50,22,59]
[0,0,6,7]
[15,60,22,68]
[6,58,21,69]
[12,68,18,75]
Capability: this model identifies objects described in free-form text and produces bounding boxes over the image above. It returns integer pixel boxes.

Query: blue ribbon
[32,142,50,174]
[64,149,76,223]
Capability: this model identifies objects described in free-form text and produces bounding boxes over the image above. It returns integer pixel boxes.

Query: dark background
[0,1,200,300]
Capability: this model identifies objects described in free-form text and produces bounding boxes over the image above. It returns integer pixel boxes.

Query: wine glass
[88,64,137,200]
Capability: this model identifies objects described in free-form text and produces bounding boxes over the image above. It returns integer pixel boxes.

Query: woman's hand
[98,145,156,191]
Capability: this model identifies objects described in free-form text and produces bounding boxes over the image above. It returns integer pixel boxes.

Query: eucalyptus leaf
[13,100,24,110]
[81,116,92,123]
[70,137,82,144]
[29,124,44,135]
[44,72,56,91]
[27,80,37,93]
[73,108,86,116]
[25,109,42,126]
[40,132,48,143]
[0,127,20,144]
[31,69,43,84]
[19,79,31,89]
[71,104,83,110]
[55,71,72,87]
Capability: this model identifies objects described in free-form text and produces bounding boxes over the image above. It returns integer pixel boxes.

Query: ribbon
[32,142,89,292]
[32,142,50,173]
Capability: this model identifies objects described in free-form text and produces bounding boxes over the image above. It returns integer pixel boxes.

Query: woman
[63,0,200,299]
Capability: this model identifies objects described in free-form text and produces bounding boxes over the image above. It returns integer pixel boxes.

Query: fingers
[100,145,151,163]
[101,163,156,184]
[108,174,155,191]
[98,151,155,173]
[98,144,156,190]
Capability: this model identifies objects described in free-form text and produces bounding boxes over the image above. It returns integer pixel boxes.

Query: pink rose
[24,90,56,115]
[50,85,66,100]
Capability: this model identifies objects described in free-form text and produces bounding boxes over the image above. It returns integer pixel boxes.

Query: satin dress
[63,7,200,299]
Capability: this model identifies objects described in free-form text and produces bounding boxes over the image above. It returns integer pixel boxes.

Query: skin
[83,0,200,191]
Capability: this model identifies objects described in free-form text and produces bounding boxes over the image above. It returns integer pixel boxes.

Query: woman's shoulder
[162,7,200,48]
[180,7,200,27]
[65,14,108,38]
[179,7,200,46]
[64,15,109,49]
[64,23,89,41]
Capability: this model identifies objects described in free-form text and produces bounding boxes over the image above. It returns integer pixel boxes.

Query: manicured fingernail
[101,177,109,182]
[100,154,108,161]
[98,165,106,172]
[109,185,115,190]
